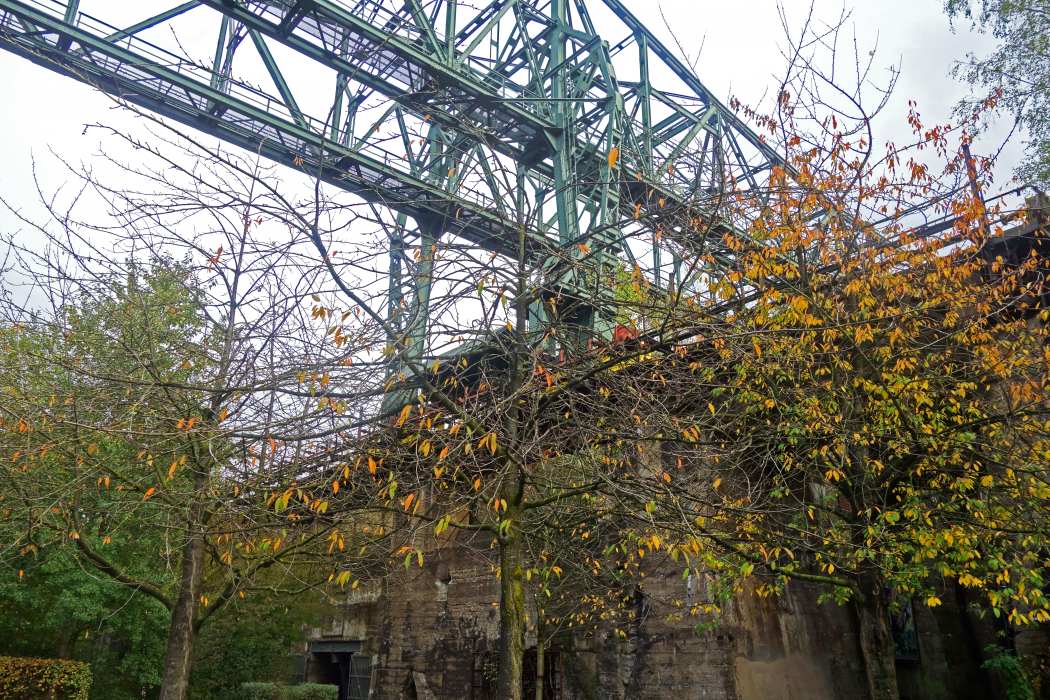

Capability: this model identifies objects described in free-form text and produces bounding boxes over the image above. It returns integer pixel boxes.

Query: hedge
[242,683,338,700]
[287,685,339,700]
[0,657,91,700]
[241,683,281,700]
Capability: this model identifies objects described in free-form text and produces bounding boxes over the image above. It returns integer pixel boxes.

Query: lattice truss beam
[0,0,786,330]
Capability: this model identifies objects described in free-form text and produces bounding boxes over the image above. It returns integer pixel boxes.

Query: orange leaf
[333,480,339,494]
[143,487,156,500]
[404,492,415,511]
[607,147,619,170]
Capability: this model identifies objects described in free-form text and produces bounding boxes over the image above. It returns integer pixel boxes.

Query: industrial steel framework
[0,0,785,363]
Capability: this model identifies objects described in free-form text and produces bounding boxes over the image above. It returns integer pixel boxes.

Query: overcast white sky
[0,0,1025,241]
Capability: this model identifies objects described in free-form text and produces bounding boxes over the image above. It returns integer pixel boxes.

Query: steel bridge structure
[0,0,784,371]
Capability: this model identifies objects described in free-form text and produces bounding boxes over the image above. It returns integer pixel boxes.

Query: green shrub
[981,645,1038,700]
[0,656,92,700]
[241,682,282,700]
[240,683,338,700]
[286,684,338,700]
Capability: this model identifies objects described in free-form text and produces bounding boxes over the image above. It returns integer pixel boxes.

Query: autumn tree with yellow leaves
[635,40,1050,700]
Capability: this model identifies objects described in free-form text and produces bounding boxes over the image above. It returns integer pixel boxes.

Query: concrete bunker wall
[299,541,1015,699]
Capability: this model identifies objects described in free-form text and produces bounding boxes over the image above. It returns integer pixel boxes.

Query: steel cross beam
[0,0,538,254]
[0,0,787,371]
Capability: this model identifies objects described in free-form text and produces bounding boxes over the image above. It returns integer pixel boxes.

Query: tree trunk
[158,523,206,700]
[535,615,546,700]
[496,209,529,700]
[853,572,899,700]
[56,623,76,660]
[497,508,526,700]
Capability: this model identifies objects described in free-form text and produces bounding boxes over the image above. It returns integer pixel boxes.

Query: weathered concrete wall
[304,541,1003,700]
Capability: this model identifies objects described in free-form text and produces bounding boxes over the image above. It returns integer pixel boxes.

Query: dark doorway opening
[307,641,371,700]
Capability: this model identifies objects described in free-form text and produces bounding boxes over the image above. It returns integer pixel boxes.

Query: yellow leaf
[168,461,178,479]
[368,457,377,474]
[474,477,482,490]
[333,480,339,493]
[397,404,412,427]
[713,478,722,490]
[439,446,449,461]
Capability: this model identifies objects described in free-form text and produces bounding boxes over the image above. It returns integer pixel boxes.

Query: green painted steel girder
[194,0,554,139]
[0,0,792,376]
[0,0,548,257]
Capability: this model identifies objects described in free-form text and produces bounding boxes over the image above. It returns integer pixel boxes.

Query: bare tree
[0,132,395,700]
